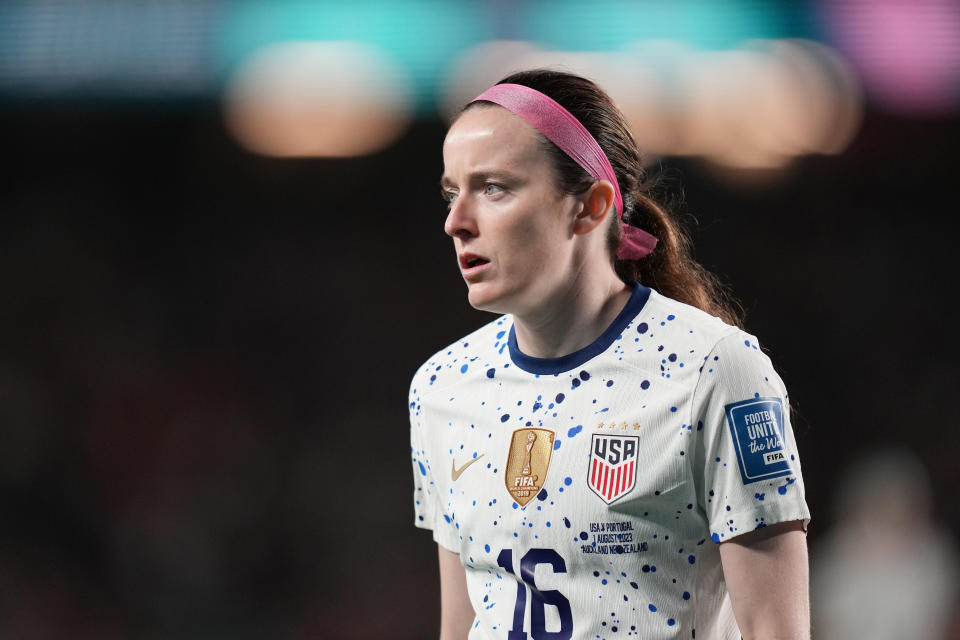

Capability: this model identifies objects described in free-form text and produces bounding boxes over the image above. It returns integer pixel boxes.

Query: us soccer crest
[505,428,555,506]
[588,433,639,504]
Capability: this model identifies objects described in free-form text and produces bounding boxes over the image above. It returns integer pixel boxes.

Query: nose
[444,193,478,240]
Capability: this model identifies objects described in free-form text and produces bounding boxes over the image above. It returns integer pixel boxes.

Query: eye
[484,183,504,196]
[441,188,458,207]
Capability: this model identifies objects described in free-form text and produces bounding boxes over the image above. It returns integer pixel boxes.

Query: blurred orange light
[224,41,412,158]
[440,39,863,173]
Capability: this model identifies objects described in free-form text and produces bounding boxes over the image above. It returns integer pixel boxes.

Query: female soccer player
[410,69,810,640]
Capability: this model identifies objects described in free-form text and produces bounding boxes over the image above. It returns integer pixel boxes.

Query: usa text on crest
[588,433,639,504]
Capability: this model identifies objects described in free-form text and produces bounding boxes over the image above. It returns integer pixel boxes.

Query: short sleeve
[692,331,810,544]
[409,369,461,553]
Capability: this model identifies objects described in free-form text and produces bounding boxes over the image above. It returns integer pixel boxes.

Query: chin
[465,282,512,314]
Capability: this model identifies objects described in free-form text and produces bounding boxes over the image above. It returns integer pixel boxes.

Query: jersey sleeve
[691,330,810,544]
[409,368,462,553]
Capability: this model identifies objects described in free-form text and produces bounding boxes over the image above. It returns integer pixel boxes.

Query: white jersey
[410,284,810,640]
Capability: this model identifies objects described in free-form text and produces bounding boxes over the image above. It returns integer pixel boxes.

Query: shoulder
[639,288,742,354]
[409,314,513,398]
[636,289,781,393]
[684,314,787,414]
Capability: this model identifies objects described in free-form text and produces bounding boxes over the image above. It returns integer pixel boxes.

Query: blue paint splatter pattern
[409,288,809,638]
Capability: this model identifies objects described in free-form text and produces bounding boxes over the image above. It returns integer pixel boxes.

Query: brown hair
[468,69,742,328]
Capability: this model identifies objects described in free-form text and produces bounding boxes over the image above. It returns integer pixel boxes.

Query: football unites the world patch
[724,397,792,484]
[505,428,555,506]
[588,434,639,504]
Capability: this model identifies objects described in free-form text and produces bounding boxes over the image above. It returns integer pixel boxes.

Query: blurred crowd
[2,10,960,630]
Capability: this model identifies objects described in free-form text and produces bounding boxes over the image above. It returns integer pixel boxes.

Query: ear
[572,180,616,236]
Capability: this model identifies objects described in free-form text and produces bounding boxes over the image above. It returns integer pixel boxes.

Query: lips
[459,252,490,270]
[458,252,490,279]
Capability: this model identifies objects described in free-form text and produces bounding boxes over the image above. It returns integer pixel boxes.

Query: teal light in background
[217,0,494,111]
[217,0,822,113]
[0,0,823,107]
[499,0,819,52]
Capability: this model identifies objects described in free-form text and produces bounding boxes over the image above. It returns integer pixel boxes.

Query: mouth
[459,252,490,270]
[458,252,490,279]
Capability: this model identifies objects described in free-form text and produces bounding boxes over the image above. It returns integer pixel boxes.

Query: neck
[512,269,632,359]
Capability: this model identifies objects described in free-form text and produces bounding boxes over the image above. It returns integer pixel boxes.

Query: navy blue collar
[508,283,651,375]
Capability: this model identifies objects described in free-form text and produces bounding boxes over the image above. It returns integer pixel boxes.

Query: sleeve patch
[724,397,792,485]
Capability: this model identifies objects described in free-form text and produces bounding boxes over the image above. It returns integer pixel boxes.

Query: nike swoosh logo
[451,454,485,481]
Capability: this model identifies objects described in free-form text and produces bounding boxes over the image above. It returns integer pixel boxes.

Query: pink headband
[471,83,658,260]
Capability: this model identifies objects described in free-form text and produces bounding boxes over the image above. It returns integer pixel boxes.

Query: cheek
[517,210,567,258]
[500,217,557,271]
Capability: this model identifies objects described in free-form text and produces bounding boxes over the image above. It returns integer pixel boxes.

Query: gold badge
[505,428,555,506]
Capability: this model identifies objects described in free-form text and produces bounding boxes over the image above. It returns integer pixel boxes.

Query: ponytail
[486,69,742,328]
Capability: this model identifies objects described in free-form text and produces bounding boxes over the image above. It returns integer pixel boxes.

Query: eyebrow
[440,169,523,189]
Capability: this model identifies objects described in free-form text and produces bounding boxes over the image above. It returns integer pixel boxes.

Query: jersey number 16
[496,548,573,640]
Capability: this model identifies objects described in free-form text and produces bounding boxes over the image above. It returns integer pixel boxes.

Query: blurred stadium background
[1,0,959,638]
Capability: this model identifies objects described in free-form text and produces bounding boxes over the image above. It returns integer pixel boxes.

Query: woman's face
[441,105,581,316]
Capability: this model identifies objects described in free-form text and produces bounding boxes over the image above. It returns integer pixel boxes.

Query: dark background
[2,102,958,637]
[2,0,960,632]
